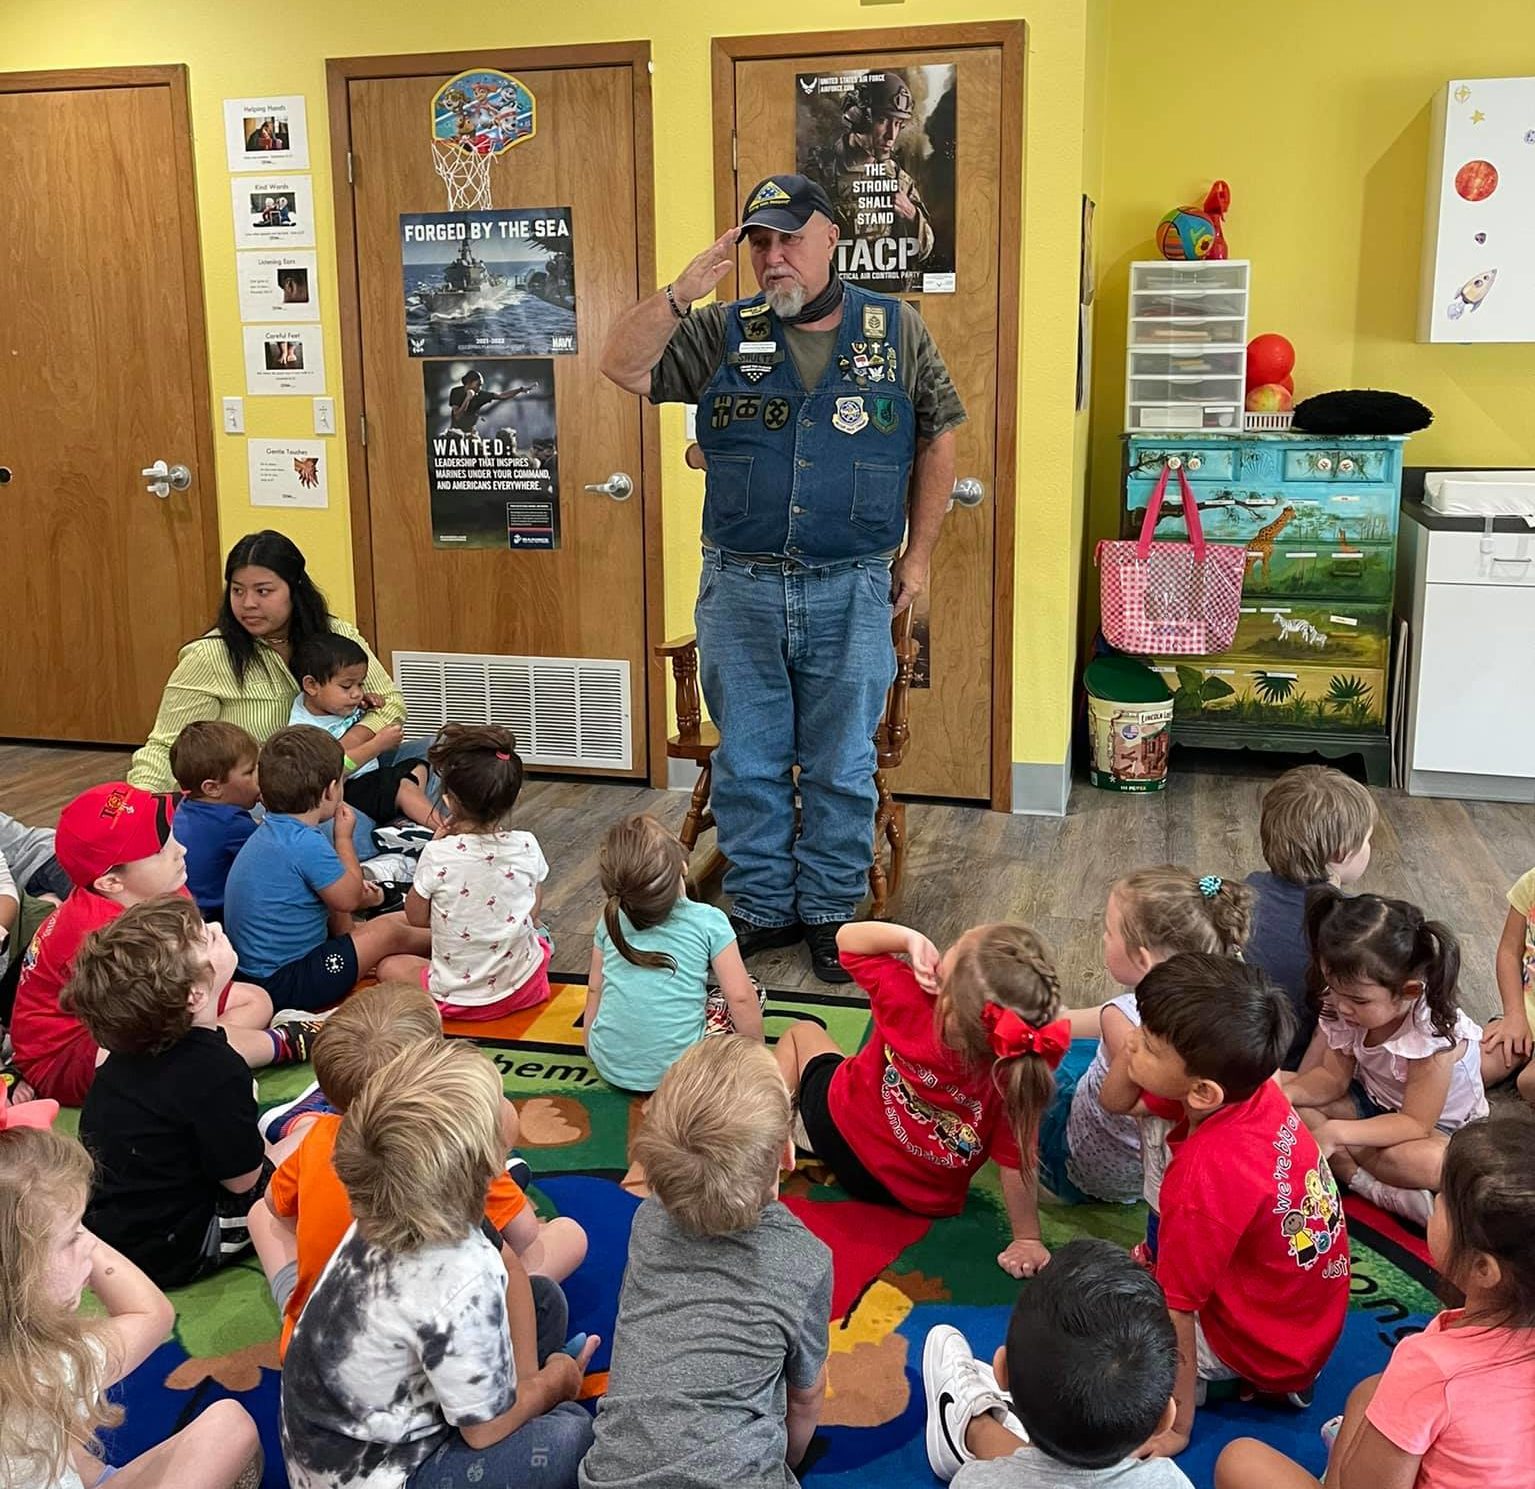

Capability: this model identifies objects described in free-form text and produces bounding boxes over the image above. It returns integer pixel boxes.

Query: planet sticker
[1455,159,1498,201]
[1475,232,1487,244]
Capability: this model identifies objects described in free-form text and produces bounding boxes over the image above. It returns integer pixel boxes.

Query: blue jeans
[406,1402,592,1489]
[694,548,896,927]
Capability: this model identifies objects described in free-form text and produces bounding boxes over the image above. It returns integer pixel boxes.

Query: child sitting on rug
[66,896,316,1287]
[1243,766,1376,1070]
[1481,860,1535,1105]
[580,1037,831,1489]
[288,632,441,832]
[225,728,430,1013]
[1215,1109,1535,1489]
[0,1112,263,1488]
[774,919,1066,1279]
[281,1039,595,1489]
[1122,954,1350,1455]
[922,1238,1192,1486]
[583,813,763,1093]
[249,980,586,1359]
[169,720,262,923]
[1281,891,1486,1228]
[1040,867,1252,1212]
[11,782,279,1105]
[402,725,551,1017]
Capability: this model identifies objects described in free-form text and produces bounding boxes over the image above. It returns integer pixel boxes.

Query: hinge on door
[346,151,354,184]
[359,414,367,447]
[731,130,737,172]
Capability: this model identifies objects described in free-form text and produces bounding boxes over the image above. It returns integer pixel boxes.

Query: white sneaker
[1349,1169,1435,1228]
[363,852,417,883]
[922,1325,1022,1482]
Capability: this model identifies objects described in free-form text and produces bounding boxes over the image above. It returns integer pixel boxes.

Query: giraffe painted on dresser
[1245,506,1296,577]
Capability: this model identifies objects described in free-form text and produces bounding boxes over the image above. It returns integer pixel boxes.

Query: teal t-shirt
[588,897,736,1092]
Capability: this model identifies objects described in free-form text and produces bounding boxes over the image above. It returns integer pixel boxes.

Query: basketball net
[432,138,495,212]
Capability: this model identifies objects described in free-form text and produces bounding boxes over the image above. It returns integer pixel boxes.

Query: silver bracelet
[664,283,691,320]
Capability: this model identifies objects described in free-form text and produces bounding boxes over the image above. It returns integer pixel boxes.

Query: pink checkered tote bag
[1096,462,1246,655]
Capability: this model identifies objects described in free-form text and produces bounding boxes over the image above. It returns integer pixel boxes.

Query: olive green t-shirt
[649,299,967,442]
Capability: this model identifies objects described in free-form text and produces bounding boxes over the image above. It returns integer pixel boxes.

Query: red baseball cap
[55,783,176,889]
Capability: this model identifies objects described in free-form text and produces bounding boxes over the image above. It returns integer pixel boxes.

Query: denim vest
[696,283,916,563]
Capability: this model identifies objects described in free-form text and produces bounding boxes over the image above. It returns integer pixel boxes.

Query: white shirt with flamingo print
[412,830,548,1005]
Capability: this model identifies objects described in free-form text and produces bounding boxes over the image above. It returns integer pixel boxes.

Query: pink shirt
[1366,1310,1535,1488]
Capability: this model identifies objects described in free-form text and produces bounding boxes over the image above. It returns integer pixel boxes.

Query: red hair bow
[0,1086,60,1132]
[981,1004,1070,1068]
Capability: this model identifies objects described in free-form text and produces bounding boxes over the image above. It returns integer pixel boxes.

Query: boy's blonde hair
[633,1036,789,1237]
[0,1129,120,1484]
[1259,765,1377,884]
[63,895,205,1055]
[333,1040,503,1253]
[312,981,443,1111]
[1113,866,1253,959]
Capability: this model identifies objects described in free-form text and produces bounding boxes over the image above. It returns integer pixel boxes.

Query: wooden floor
[3,741,1527,1023]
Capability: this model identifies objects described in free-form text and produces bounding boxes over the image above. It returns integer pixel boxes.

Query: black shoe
[729,915,802,959]
[804,922,852,984]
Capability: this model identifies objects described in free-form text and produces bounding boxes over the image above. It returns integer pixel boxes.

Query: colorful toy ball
[1156,180,1231,261]
[1246,332,1296,388]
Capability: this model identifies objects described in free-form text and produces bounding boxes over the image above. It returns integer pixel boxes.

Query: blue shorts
[1035,1038,1098,1205]
[1347,1079,1458,1136]
[243,935,359,1014]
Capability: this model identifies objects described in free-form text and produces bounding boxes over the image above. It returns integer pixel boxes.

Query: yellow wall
[0,0,1091,774]
[1086,0,1535,601]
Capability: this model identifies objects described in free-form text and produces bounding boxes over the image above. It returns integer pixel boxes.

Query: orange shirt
[267,1113,527,1356]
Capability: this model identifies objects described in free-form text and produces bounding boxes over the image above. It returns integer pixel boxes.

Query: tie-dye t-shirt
[281,1223,513,1489]
[1506,868,1535,1025]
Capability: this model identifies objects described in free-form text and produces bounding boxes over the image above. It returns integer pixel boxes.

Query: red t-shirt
[827,952,1023,1217]
[1156,1078,1350,1393]
[11,889,123,1104]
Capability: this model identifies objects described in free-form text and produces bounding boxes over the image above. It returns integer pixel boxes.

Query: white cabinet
[1399,509,1535,799]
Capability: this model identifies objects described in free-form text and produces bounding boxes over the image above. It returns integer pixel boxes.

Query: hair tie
[495,751,511,761]
[0,1086,60,1132]
[980,1003,1070,1068]
[1199,874,1222,899]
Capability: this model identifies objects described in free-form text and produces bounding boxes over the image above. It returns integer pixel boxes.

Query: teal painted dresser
[1120,432,1408,784]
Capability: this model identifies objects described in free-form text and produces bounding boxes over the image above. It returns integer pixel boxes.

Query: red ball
[1279,373,1294,394]
[1247,333,1295,387]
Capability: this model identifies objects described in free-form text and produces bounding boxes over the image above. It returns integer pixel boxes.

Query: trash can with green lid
[1084,654,1175,792]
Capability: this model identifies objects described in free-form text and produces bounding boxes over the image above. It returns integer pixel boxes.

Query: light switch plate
[222,397,244,434]
[313,397,336,436]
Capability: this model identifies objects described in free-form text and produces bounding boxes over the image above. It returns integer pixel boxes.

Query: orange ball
[1247,333,1295,388]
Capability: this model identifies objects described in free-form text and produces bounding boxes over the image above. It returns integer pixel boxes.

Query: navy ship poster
[422,358,561,550]
[401,209,576,358]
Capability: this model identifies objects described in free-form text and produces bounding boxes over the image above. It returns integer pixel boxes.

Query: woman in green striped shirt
[128,531,408,794]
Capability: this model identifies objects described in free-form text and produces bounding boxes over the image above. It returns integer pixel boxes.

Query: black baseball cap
[737,174,835,240]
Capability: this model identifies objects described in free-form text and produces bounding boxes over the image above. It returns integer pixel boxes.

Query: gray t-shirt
[954,1450,1195,1489]
[650,299,967,442]
[580,1197,833,1489]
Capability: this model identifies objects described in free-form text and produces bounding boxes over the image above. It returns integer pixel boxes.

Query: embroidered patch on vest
[871,396,898,433]
[832,396,869,435]
[739,364,771,383]
[732,395,762,421]
[742,317,773,341]
[763,397,791,431]
[709,394,734,430]
[839,341,896,387]
[862,304,888,341]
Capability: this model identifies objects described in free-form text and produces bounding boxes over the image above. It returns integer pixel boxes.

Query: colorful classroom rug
[92,986,1446,1489]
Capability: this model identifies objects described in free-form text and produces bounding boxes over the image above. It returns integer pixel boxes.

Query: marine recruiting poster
[796,64,958,294]
[401,209,576,358]
[423,358,560,550]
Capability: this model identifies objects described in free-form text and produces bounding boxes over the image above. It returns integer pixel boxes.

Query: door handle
[583,472,634,502]
[947,476,985,512]
[141,459,192,500]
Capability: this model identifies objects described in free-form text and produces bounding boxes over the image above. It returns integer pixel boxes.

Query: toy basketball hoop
[430,68,537,211]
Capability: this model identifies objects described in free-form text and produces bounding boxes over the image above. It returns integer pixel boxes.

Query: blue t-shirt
[588,897,736,1092]
[1244,870,1326,1070]
[288,696,377,777]
[225,814,346,977]
[174,798,258,922]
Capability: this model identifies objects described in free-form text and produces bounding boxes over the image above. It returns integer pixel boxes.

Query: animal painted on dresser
[1273,612,1328,649]
[1245,506,1296,577]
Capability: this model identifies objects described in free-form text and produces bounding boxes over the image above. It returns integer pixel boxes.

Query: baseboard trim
[1407,768,1535,804]
[1011,754,1071,817]
[667,758,702,792]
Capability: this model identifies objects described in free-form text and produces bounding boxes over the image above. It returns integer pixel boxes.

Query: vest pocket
[850,461,905,536]
[706,453,753,522]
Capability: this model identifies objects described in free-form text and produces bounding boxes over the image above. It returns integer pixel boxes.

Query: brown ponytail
[940,924,1062,1171]
[599,814,689,972]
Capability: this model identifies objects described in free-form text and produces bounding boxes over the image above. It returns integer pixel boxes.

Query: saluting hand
[671,229,740,308]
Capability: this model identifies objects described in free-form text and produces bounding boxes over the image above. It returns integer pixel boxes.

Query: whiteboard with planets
[1417,76,1535,343]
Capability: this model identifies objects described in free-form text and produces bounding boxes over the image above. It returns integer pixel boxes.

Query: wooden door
[342,54,653,776]
[727,38,1013,802]
[0,69,218,744]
